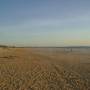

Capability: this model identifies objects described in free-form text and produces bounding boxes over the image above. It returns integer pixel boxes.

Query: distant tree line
[0,45,16,48]
[0,45,8,48]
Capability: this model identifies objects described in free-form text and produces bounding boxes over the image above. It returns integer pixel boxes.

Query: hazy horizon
[0,0,90,46]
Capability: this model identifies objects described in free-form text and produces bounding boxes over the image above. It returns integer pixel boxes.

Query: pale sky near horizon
[0,0,90,46]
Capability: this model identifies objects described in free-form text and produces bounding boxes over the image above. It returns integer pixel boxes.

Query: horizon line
[1,45,90,48]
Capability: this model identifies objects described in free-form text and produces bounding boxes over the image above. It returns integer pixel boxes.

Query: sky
[0,0,90,47]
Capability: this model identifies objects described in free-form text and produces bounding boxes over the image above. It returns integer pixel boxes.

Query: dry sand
[0,47,90,90]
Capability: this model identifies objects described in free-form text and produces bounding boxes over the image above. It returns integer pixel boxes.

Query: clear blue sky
[0,0,90,46]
